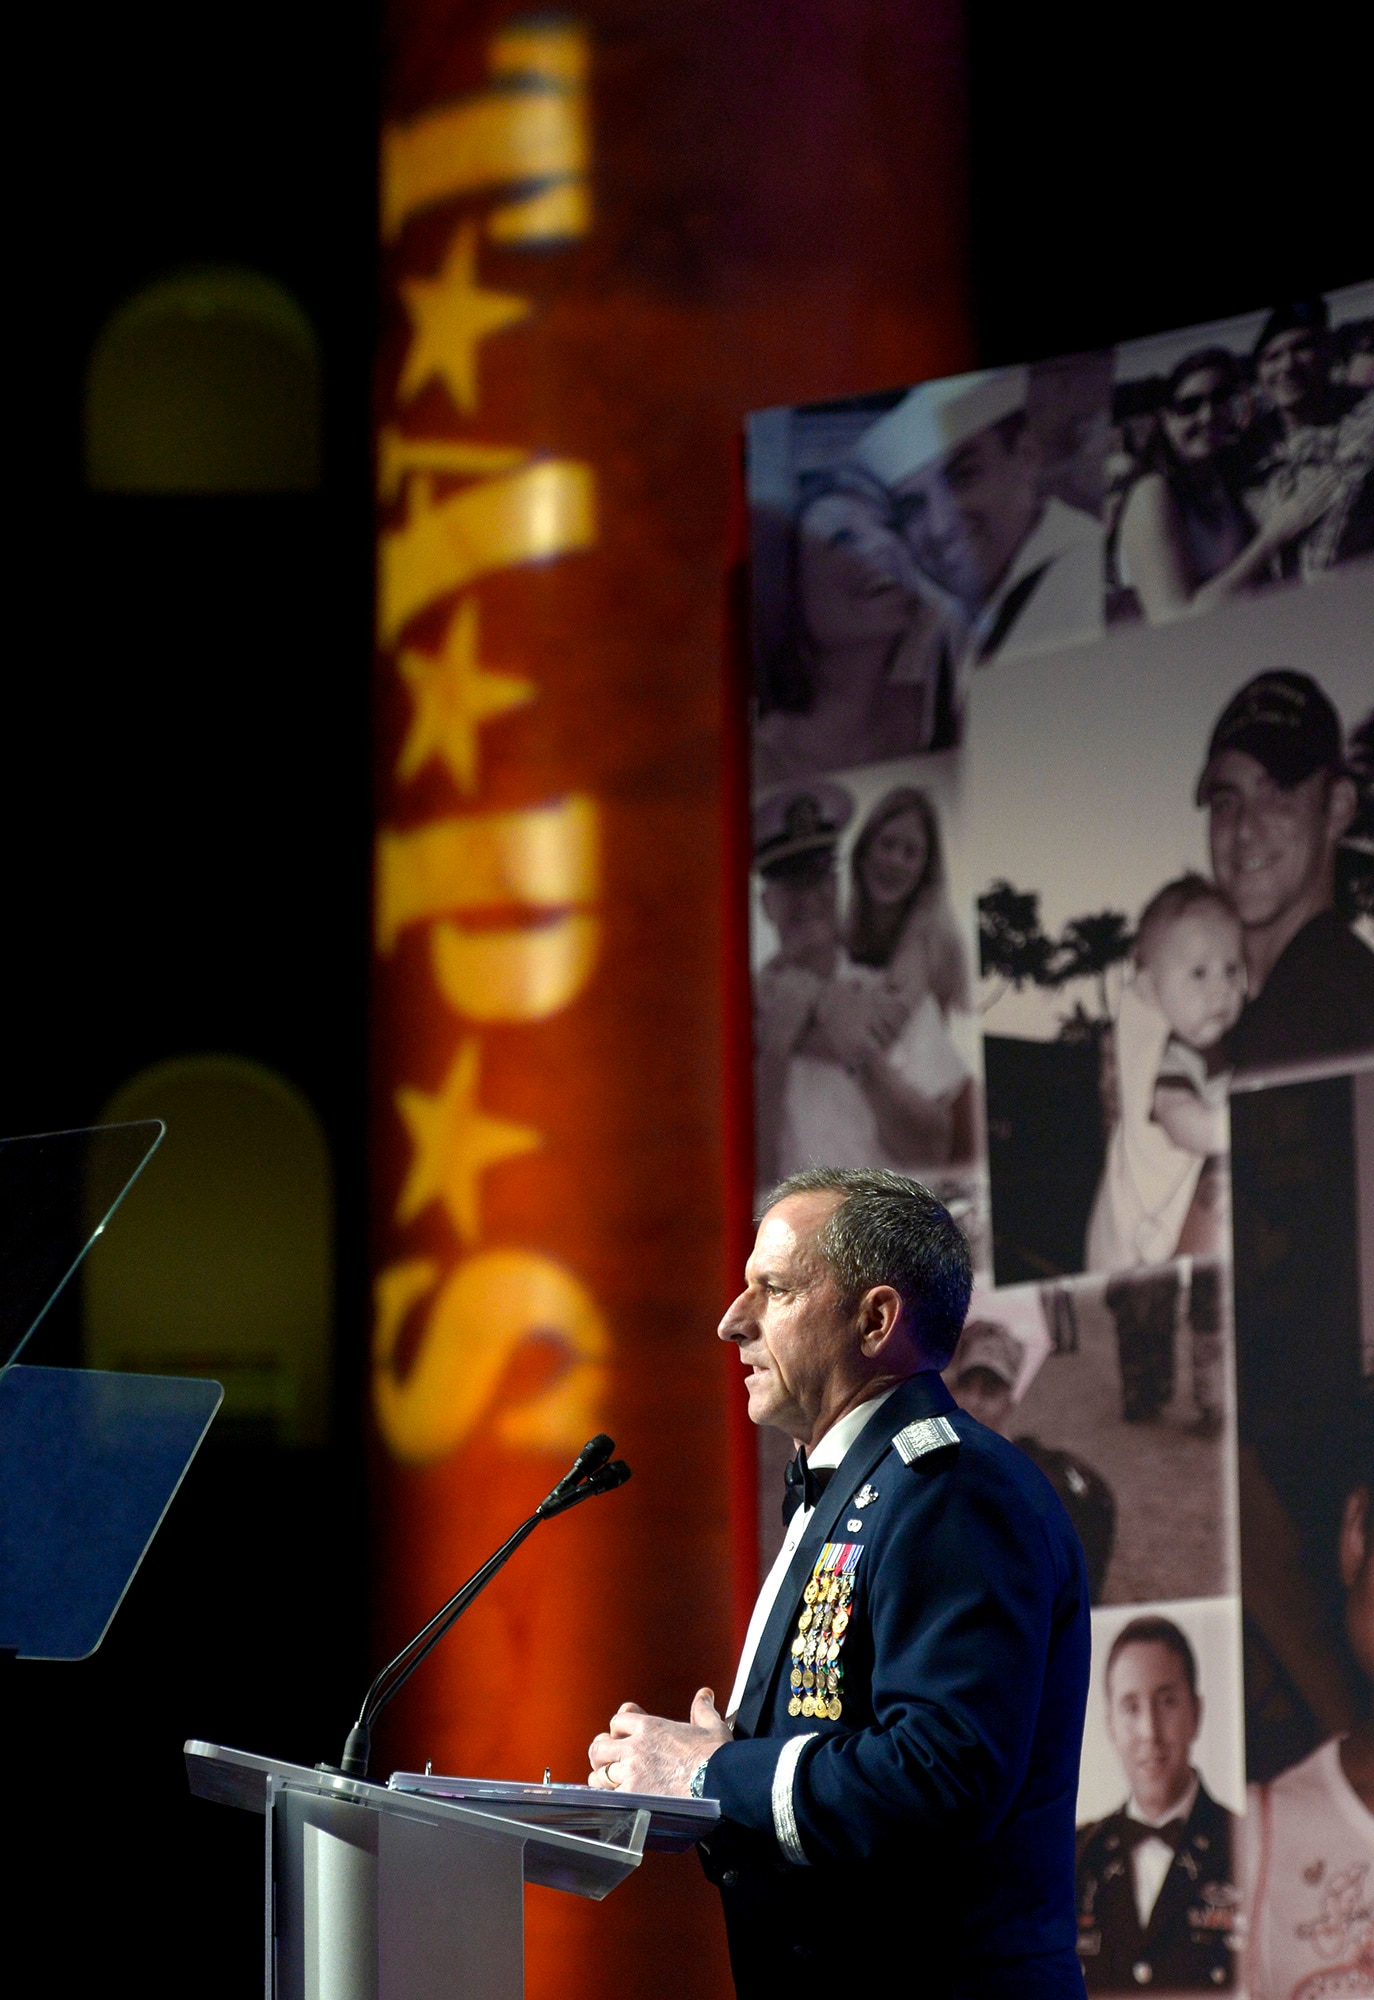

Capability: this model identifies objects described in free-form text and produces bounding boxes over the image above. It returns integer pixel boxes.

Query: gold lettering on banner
[377,432,526,506]
[394,1038,540,1242]
[488,178,591,246]
[488,21,589,88]
[430,912,600,1022]
[382,90,588,239]
[375,795,600,952]
[381,17,591,245]
[396,599,535,793]
[373,19,605,1464]
[373,1248,610,1463]
[378,459,596,647]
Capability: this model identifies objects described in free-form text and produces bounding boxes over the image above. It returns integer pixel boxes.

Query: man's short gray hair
[765,1166,973,1369]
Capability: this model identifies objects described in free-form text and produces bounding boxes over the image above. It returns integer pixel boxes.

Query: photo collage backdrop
[745,280,1374,1999]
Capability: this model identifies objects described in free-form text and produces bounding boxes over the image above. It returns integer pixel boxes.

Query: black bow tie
[1122,1816,1187,1854]
[782,1448,834,1526]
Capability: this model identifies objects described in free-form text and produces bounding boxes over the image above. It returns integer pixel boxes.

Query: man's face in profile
[761,865,840,978]
[719,1192,853,1438]
[1105,1639,1200,1818]
[1206,748,1345,932]
[892,421,1041,614]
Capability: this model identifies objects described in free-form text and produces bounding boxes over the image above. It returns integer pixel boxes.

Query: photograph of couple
[746,348,1111,783]
[749,760,983,1231]
[967,559,1374,1287]
[1107,283,1374,626]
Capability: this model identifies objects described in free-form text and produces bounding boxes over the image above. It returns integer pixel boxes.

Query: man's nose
[717,1292,751,1342]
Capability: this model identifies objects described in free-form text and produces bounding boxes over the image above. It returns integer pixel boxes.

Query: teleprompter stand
[0,1121,222,1663]
[185,1741,708,2000]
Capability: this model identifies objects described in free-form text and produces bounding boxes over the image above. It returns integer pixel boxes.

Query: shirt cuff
[771,1732,817,1866]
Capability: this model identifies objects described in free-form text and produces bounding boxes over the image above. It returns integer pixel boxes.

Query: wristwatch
[689,1758,710,1799]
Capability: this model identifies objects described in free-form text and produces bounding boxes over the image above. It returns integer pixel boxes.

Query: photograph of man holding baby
[1087,670,1374,1279]
[971,565,1373,1292]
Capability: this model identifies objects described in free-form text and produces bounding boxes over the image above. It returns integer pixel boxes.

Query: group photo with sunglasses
[1105,285,1374,628]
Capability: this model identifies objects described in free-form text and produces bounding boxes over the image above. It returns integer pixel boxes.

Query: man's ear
[1339,1485,1371,1590]
[856,1284,905,1356]
[1328,773,1358,843]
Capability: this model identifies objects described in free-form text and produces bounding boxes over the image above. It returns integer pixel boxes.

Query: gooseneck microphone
[336,1436,630,1779]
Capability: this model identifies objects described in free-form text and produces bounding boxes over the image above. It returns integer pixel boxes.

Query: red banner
[369,9,970,1995]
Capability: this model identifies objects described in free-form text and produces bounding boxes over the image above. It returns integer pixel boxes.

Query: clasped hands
[587,1687,732,1797]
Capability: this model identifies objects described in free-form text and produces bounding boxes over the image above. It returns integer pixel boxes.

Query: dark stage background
[4,3,1366,1996]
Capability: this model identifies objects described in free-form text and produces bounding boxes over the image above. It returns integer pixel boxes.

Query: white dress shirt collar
[805,1384,902,1470]
[1126,1772,1199,1830]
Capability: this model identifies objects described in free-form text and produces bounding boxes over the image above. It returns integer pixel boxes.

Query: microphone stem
[359,1515,540,1732]
[336,1452,628,1778]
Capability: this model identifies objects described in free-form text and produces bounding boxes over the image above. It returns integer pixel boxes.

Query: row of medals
[788,1570,853,1720]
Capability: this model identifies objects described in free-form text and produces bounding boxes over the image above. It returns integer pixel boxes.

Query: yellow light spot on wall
[83,1055,332,1444]
[379,459,596,646]
[394,1038,540,1242]
[430,911,600,1022]
[396,597,535,793]
[372,1247,609,1462]
[375,795,600,951]
[85,265,321,493]
[398,221,530,412]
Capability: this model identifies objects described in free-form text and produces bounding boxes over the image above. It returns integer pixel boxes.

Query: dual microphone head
[536,1434,632,1518]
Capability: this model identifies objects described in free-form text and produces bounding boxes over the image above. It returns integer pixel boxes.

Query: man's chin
[744,1379,790,1430]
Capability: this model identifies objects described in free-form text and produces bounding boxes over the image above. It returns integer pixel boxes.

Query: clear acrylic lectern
[186,1741,714,2000]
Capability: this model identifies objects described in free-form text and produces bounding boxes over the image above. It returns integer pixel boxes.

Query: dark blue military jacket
[700,1372,1091,1999]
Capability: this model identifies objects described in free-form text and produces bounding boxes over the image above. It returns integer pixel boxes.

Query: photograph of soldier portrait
[1106,281,1374,627]
[966,557,1374,1289]
[746,348,1112,784]
[1075,1604,1245,1993]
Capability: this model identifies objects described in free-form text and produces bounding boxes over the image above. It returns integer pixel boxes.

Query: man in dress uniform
[588,1167,1091,1997]
[1076,1616,1239,1991]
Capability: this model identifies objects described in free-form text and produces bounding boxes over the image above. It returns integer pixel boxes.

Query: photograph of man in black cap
[1197,668,1374,1073]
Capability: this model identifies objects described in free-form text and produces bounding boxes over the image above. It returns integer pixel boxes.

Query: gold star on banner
[398,221,531,411]
[396,598,535,793]
[395,1039,540,1243]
